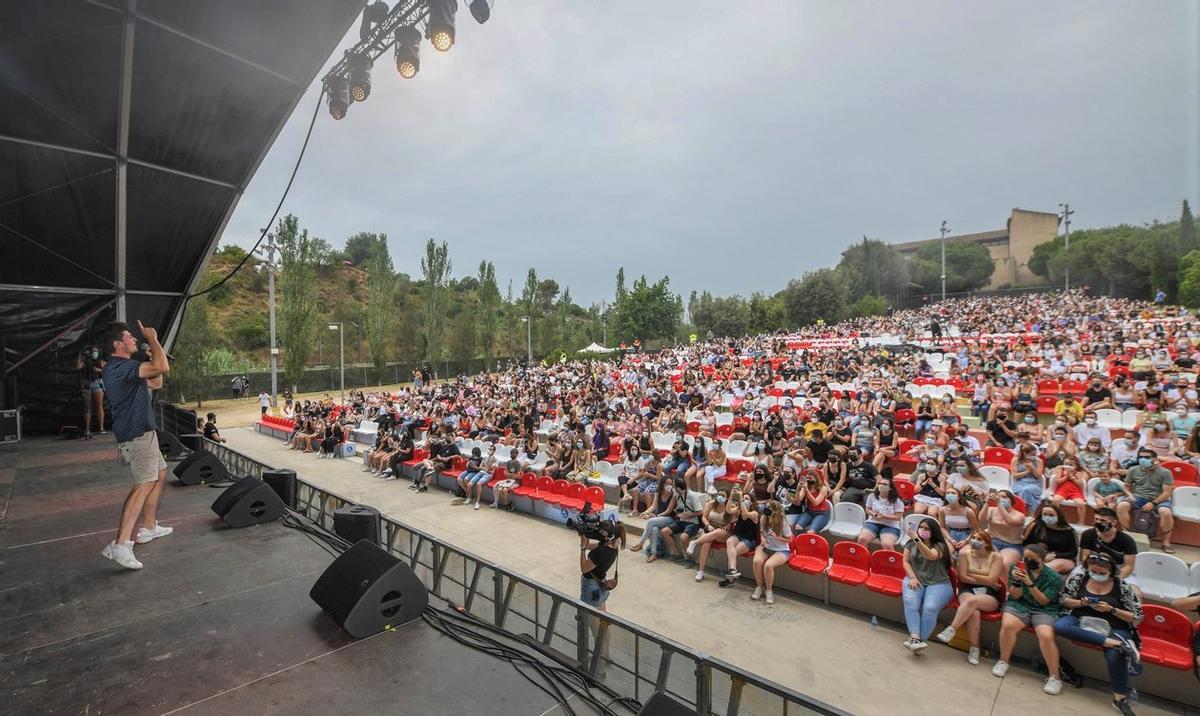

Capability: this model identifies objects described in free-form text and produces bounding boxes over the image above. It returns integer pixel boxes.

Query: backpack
[1130,508,1160,539]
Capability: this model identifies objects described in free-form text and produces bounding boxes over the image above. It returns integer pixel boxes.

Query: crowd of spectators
[267,291,1198,711]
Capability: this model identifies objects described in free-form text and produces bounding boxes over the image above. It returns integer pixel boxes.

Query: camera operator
[579,519,626,611]
[76,344,106,435]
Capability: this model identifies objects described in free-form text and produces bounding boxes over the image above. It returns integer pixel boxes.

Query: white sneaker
[765,590,774,605]
[992,660,1009,678]
[686,541,697,557]
[694,571,705,582]
[490,502,498,509]
[967,647,980,665]
[935,626,956,643]
[750,586,763,600]
[1043,676,1063,695]
[135,524,173,544]
[101,541,143,570]
[474,501,481,510]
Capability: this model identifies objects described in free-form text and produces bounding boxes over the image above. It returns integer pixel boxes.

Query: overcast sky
[224,0,1199,306]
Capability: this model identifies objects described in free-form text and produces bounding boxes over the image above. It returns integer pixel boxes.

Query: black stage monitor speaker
[211,476,285,527]
[157,430,187,460]
[262,468,298,510]
[309,540,428,638]
[334,504,381,546]
[173,451,230,486]
[179,433,205,452]
[636,692,697,716]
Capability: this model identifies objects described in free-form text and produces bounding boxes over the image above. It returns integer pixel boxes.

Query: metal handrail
[200,439,847,716]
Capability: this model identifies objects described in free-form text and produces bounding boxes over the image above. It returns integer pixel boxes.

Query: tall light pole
[599,300,608,346]
[939,220,950,302]
[520,316,531,365]
[1058,203,1073,291]
[328,322,344,405]
[256,231,280,408]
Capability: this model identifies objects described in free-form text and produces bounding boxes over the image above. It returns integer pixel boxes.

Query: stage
[0,437,564,715]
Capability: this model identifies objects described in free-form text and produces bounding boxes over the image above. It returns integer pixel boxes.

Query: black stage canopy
[1,0,364,430]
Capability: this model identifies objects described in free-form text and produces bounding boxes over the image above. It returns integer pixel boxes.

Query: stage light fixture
[347,53,373,102]
[326,76,349,120]
[359,1,390,41]
[426,0,457,52]
[468,0,491,24]
[394,26,421,79]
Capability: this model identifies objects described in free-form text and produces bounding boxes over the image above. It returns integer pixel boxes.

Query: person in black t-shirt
[202,412,227,443]
[580,521,626,610]
[986,411,1017,449]
[1078,507,1138,584]
[1082,380,1114,412]
[839,449,878,506]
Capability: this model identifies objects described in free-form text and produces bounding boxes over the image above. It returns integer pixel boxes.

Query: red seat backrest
[869,549,906,579]
[536,476,554,493]
[790,533,829,559]
[984,447,1014,466]
[894,408,916,423]
[551,479,569,497]
[1162,460,1199,485]
[1140,604,1193,647]
[520,474,536,490]
[584,486,605,507]
[492,466,506,481]
[893,478,916,502]
[566,483,585,501]
[1037,379,1060,393]
[832,541,869,570]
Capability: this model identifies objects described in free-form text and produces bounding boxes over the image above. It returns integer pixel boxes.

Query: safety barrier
[201,439,845,715]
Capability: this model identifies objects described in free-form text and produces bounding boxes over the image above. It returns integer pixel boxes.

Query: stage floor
[0,436,561,715]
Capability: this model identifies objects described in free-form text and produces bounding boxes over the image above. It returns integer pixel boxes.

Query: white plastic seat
[715,413,734,426]
[651,431,674,453]
[824,502,866,539]
[1132,552,1191,602]
[979,465,1012,490]
[1172,486,1200,522]
[1094,408,1123,430]
[1191,560,1200,594]
[1120,410,1141,430]
[726,439,748,456]
[896,513,928,546]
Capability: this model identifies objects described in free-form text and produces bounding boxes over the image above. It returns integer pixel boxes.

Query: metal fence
[199,439,845,716]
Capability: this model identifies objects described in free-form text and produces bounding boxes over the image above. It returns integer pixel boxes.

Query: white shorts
[118,431,167,485]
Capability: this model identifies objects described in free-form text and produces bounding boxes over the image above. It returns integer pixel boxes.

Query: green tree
[1180,200,1196,255]
[364,241,397,382]
[846,293,889,318]
[689,291,750,338]
[909,240,996,294]
[836,238,910,302]
[420,239,453,367]
[781,268,848,327]
[476,260,501,370]
[611,275,682,343]
[748,292,787,333]
[1178,249,1200,307]
[169,296,214,406]
[344,231,387,266]
[275,214,322,388]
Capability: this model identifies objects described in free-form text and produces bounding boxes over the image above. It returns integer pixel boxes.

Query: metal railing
[200,440,846,716]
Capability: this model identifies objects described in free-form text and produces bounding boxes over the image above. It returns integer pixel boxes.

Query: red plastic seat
[442,455,467,479]
[1162,460,1199,486]
[716,424,734,439]
[1060,380,1086,395]
[865,549,905,596]
[685,420,701,436]
[1138,605,1195,670]
[402,448,429,469]
[543,479,570,506]
[827,542,870,585]
[893,408,916,429]
[602,442,622,463]
[1035,395,1058,415]
[531,476,554,501]
[487,466,507,487]
[892,478,916,503]
[558,483,587,510]
[787,533,830,574]
[582,486,606,509]
[511,474,538,497]
[1037,379,1060,393]
[983,447,1014,467]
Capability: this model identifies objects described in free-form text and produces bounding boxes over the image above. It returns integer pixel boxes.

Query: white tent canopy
[578,342,614,353]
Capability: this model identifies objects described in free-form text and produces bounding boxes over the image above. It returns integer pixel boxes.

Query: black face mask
[1024,558,1041,572]
[1095,521,1113,533]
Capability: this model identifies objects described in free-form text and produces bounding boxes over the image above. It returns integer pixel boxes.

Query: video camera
[567,501,616,542]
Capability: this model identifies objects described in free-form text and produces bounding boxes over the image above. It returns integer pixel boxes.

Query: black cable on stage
[187,85,325,302]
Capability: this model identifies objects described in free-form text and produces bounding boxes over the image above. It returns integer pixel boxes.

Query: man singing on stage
[100,320,172,570]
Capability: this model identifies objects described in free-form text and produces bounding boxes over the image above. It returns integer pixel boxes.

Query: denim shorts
[580,575,609,607]
[1004,607,1056,628]
[469,472,492,486]
[862,522,900,539]
[737,537,757,552]
[992,537,1022,554]
[1123,496,1173,511]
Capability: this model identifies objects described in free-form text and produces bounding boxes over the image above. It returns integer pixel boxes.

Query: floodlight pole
[939,220,949,302]
[521,316,531,365]
[258,231,280,408]
[329,323,345,405]
[1058,203,1073,291]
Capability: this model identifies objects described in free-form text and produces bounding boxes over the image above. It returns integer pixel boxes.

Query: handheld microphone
[140,342,175,362]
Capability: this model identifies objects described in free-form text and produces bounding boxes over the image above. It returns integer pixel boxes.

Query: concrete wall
[1006,208,1061,286]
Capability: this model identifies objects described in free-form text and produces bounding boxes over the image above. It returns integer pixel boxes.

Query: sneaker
[910,639,928,653]
[408,483,418,490]
[98,429,106,434]
[381,468,393,476]
[686,542,697,557]
[903,638,919,651]
[474,501,480,510]
[750,586,763,600]
[1043,676,1062,695]
[765,590,774,605]
[418,485,428,493]
[991,660,1009,678]
[101,541,143,570]
[490,502,498,509]
[384,474,397,481]
[725,568,741,579]
[967,647,980,665]
[694,571,705,582]
[1115,635,1141,673]
[935,626,956,644]
[505,504,514,512]
[135,524,173,544]
[1112,697,1136,716]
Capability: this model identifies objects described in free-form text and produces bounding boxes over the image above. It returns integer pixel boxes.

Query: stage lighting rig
[426,0,456,52]
[394,26,421,79]
[321,0,494,119]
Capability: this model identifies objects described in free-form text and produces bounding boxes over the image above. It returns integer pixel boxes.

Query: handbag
[603,549,619,591]
[1131,508,1160,538]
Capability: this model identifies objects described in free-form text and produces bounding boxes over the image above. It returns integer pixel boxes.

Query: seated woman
[318,421,342,457]
[992,544,1066,695]
[947,457,990,504]
[750,499,793,605]
[631,478,681,562]
[1053,552,1143,715]
[938,393,962,427]
[980,489,1025,568]
[1022,501,1078,574]
[628,453,663,513]
[793,470,832,534]
[455,446,486,506]
[857,476,904,550]
[937,487,978,554]
[385,428,416,480]
[702,439,727,491]
[365,433,395,476]
[914,395,936,438]
[872,420,899,470]
[911,461,945,518]
[566,437,594,482]
[936,531,1004,665]
[1047,456,1088,515]
[687,487,734,581]
[900,517,955,652]
[722,493,761,581]
[1009,442,1045,508]
[616,445,645,511]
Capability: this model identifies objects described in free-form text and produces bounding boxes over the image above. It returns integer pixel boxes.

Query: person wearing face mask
[687,488,732,581]
[993,544,1065,694]
[1082,377,1114,412]
[616,445,644,511]
[937,486,978,552]
[914,395,936,438]
[1070,411,1109,449]
[721,493,761,582]
[839,449,878,507]
[1022,501,1078,574]
[744,465,774,509]
[1053,553,1143,715]
[936,530,1004,664]
[750,499,793,604]
[971,374,992,420]
[76,345,107,435]
[1009,443,1045,509]
[1054,393,1085,422]
[827,417,852,451]
[628,453,662,514]
[1116,449,1176,553]
[871,420,898,470]
[952,424,980,456]
[911,460,946,518]
[858,476,904,550]
[629,476,678,561]
[981,489,1026,568]
[794,469,831,534]
[702,439,727,491]
[1048,455,1088,515]
[1080,507,1140,584]
[899,517,954,652]
[1140,417,1179,458]
[1169,403,1197,441]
